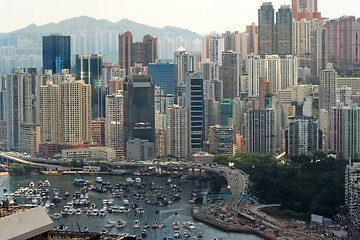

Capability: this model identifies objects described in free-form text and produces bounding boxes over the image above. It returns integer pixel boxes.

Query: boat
[183,221,196,230]
[151,222,158,229]
[196,231,203,238]
[125,177,134,184]
[53,212,61,219]
[58,224,68,232]
[29,181,35,188]
[104,219,116,228]
[101,229,108,234]
[173,230,181,238]
[135,177,141,184]
[44,180,51,187]
[134,220,141,229]
[80,226,89,233]
[141,229,147,238]
[173,220,180,230]
[95,176,103,183]
[123,199,129,205]
[115,220,127,229]
[73,178,90,186]
[167,178,172,185]
[43,170,62,176]
[183,230,191,238]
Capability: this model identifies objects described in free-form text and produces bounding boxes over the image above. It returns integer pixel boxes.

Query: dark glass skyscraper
[258,2,275,56]
[124,75,155,144]
[42,35,71,74]
[148,60,176,95]
[75,54,104,119]
[276,5,293,56]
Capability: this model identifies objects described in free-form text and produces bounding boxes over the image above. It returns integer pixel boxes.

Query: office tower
[39,81,60,144]
[124,75,155,144]
[219,50,241,99]
[186,73,204,153]
[148,59,176,95]
[246,108,276,154]
[75,54,104,119]
[209,125,234,156]
[106,93,125,159]
[330,104,360,160]
[219,99,233,127]
[276,5,292,56]
[42,35,71,74]
[203,79,223,101]
[310,25,328,81]
[292,19,320,58]
[165,105,188,159]
[259,79,272,110]
[246,23,259,55]
[222,31,241,53]
[291,0,321,21]
[118,31,157,75]
[6,68,33,151]
[60,76,92,144]
[319,63,337,112]
[258,2,275,55]
[202,35,225,65]
[285,116,321,157]
[247,55,298,96]
[129,63,148,75]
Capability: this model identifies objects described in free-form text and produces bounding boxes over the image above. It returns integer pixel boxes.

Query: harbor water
[0,173,262,240]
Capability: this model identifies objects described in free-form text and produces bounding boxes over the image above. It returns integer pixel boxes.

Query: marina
[0,173,261,240]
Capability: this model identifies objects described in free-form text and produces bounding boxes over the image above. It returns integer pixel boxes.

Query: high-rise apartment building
[285,116,321,157]
[175,47,196,85]
[246,108,276,154]
[292,19,320,58]
[245,23,259,55]
[118,31,157,75]
[222,31,241,53]
[346,163,360,229]
[291,0,321,21]
[6,68,33,151]
[124,75,155,144]
[219,50,241,99]
[187,73,205,153]
[276,5,292,56]
[202,35,225,65]
[106,93,125,159]
[209,125,234,156]
[39,81,60,144]
[310,25,328,80]
[75,54,104,119]
[60,77,92,144]
[319,63,337,112]
[247,55,298,96]
[42,35,71,74]
[165,105,188,159]
[258,2,275,55]
[330,104,360,160]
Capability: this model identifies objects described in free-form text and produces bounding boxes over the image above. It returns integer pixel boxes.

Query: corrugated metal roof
[0,207,53,240]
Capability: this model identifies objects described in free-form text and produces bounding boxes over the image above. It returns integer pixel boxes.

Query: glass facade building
[42,35,71,74]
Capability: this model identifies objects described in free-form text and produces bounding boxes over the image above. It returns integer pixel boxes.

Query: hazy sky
[1,0,359,34]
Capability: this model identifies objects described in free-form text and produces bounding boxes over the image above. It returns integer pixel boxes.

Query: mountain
[2,16,201,41]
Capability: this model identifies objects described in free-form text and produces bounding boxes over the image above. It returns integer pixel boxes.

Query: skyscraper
[319,63,337,112]
[202,35,225,65]
[39,81,60,144]
[291,0,321,21]
[148,59,176,95]
[75,54,104,118]
[285,116,321,157]
[258,2,275,55]
[246,108,275,154]
[276,5,292,56]
[219,50,241,100]
[106,93,125,159]
[60,77,92,144]
[118,31,157,75]
[187,73,205,153]
[165,105,188,159]
[124,75,155,144]
[330,104,360,160]
[6,68,33,151]
[42,35,71,74]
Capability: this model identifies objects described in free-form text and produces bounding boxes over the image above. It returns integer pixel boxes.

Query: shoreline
[192,206,277,240]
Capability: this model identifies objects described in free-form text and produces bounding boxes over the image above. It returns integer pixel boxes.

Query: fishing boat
[95,176,103,183]
[115,220,127,229]
[134,220,141,229]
